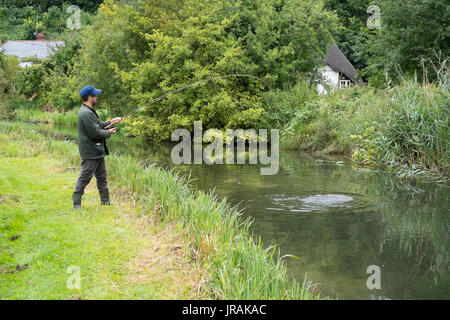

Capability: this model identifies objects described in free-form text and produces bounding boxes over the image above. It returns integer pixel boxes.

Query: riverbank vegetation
[0,121,318,299]
[281,73,449,180]
[0,99,79,125]
[0,0,448,180]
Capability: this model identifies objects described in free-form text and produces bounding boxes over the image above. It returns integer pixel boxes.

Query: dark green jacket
[77,104,111,160]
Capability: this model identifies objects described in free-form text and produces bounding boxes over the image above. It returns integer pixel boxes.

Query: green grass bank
[0,121,318,299]
[0,153,205,299]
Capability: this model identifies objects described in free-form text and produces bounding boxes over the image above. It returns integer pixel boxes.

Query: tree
[366,0,449,83]
[51,0,339,141]
[324,0,371,73]
[0,52,20,99]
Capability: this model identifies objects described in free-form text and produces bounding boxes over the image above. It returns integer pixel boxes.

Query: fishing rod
[105,73,271,129]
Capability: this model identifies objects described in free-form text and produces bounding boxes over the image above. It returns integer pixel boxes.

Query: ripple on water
[268,193,368,213]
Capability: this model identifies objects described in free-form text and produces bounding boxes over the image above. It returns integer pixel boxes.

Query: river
[31,123,449,299]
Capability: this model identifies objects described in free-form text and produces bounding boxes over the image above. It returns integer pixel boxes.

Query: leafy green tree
[69,1,147,114]
[0,4,94,41]
[366,0,449,83]
[15,63,47,98]
[223,0,340,87]
[67,0,338,141]
[324,0,371,73]
[0,52,20,99]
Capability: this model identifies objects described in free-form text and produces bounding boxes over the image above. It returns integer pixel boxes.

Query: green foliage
[0,2,95,115]
[324,0,449,85]
[0,6,36,40]
[3,32,82,111]
[374,79,449,177]
[15,63,47,98]
[282,98,337,152]
[39,34,84,110]
[324,0,371,72]
[366,0,450,83]
[0,53,20,99]
[69,0,338,141]
[0,4,94,41]
[221,0,340,87]
[10,105,79,125]
[261,79,317,129]
[67,1,147,116]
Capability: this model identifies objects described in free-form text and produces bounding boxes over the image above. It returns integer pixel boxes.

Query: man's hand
[109,127,117,134]
[110,117,123,125]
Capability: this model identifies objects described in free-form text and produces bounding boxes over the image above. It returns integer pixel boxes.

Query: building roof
[0,40,65,60]
[324,44,358,83]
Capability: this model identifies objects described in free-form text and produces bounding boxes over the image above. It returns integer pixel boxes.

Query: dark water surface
[36,124,449,299]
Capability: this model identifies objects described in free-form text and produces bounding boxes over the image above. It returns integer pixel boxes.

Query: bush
[15,63,47,98]
[261,80,317,129]
[0,53,20,99]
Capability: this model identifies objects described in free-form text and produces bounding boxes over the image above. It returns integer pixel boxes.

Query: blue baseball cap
[79,85,102,97]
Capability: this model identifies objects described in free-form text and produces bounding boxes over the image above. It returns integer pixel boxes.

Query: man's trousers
[73,158,108,197]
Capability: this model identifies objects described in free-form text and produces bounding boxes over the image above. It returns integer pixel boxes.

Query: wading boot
[99,189,116,205]
[72,193,82,210]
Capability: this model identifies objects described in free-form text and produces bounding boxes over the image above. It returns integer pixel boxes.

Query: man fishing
[72,85,122,210]
[70,75,267,210]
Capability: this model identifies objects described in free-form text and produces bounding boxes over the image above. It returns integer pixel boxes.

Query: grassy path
[0,140,205,299]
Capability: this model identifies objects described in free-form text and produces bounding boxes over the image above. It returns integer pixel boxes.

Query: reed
[376,80,449,178]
